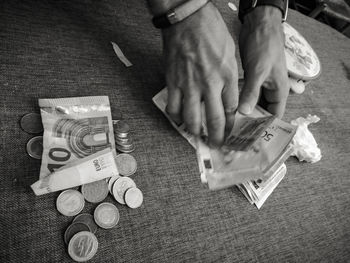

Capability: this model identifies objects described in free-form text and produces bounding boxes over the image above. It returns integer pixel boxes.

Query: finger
[182,89,202,136]
[222,77,239,138]
[166,83,183,125]
[238,65,267,115]
[264,78,289,118]
[204,88,226,147]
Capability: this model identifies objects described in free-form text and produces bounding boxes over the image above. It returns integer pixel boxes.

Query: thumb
[238,68,266,115]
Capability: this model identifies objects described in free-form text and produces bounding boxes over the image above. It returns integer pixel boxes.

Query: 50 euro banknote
[38,96,116,178]
[152,87,297,190]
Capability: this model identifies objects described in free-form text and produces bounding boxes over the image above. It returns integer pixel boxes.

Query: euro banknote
[38,96,115,178]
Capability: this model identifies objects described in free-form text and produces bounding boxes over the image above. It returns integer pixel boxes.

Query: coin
[124,187,143,209]
[64,222,90,245]
[56,190,85,217]
[114,153,137,176]
[112,177,136,204]
[116,143,135,150]
[108,175,120,194]
[94,202,120,229]
[81,180,109,203]
[73,213,98,234]
[20,113,43,134]
[113,120,130,138]
[115,136,131,145]
[26,136,43,159]
[116,143,135,154]
[68,231,98,262]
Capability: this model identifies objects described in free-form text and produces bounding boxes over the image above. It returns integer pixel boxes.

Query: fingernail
[238,103,252,115]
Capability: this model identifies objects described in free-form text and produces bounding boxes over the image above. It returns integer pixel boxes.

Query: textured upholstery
[0,0,349,262]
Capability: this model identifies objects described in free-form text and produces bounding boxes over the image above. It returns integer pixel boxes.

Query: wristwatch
[152,0,210,29]
[238,0,289,23]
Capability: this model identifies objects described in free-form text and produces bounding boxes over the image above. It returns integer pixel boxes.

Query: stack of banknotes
[153,88,297,208]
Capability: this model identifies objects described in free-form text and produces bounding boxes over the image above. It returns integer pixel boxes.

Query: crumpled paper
[290,115,321,163]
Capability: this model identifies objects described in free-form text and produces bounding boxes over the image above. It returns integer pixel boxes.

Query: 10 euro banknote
[38,96,116,178]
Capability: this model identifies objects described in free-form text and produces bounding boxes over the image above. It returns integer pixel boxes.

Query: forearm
[146,0,187,15]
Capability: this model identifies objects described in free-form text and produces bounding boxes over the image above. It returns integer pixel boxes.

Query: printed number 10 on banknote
[38,96,116,179]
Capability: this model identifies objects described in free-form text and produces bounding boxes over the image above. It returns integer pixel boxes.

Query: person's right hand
[162,2,239,147]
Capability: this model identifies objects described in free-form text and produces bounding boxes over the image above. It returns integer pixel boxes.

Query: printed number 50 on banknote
[38,96,116,179]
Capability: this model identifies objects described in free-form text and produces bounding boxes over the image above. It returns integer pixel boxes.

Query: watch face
[283,22,321,80]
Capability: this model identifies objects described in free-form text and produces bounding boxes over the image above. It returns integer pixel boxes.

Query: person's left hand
[238,6,289,118]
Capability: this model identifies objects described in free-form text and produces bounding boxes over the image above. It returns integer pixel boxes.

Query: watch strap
[152,0,210,29]
[239,0,289,23]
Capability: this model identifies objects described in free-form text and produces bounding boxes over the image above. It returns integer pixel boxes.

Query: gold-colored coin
[73,213,98,234]
[94,202,120,229]
[26,136,43,159]
[112,177,136,204]
[81,180,109,203]
[64,222,90,245]
[56,190,85,217]
[115,153,137,176]
[20,113,43,134]
[108,175,120,194]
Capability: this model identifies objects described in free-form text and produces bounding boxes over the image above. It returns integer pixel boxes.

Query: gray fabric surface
[0,0,349,262]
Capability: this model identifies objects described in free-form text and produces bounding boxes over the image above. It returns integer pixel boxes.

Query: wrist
[147,0,187,16]
[244,6,283,29]
[161,2,218,33]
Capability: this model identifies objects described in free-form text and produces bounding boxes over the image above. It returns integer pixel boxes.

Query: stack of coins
[113,120,135,153]
[20,113,44,160]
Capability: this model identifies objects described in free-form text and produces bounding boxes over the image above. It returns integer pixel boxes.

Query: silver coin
[94,202,120,229]
[20,113,43,134]
[116,143,135,153]
[114,153,137,176]
[56,190,85,217]
[113,120,130,138]
[64,222,90,245]
[112,177,136,204]
[113,120,130,133]
[68,231,98,262]
[81,180,109,203]
[73,213,98,234]
[115,132,129,139]
[124,187,143,209]
[108,175,121,194]
[26,136,43,159]
[116,142,134,150]
[115,136,133,145]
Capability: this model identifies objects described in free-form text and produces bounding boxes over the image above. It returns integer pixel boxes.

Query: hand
[238,6,289,118]
[162,2,239,146]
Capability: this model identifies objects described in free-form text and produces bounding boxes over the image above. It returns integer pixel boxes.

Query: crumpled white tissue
[290,115,321,163]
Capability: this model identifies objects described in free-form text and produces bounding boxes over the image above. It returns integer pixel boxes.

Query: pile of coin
[60,200,119,261]
[20,113,44,160]
[113,120,135,153]
[21,112,144,261]
[55,152,143,261]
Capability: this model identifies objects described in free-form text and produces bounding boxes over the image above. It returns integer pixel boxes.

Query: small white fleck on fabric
[228,2,237,12]
[110,41,133,67]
